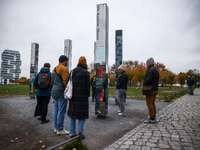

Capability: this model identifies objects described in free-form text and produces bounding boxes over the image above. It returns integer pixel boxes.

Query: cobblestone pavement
[104,89,200,150]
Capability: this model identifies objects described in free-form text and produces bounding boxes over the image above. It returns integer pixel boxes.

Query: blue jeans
[54,98,68,132]
[69,117,85,136]
[95,92,101,111]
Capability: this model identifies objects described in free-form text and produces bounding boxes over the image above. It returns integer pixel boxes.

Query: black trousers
[34,95,50,121]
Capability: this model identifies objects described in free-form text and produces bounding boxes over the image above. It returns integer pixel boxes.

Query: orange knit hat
[78,56,87,66]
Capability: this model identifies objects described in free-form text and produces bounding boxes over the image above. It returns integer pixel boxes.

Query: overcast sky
[0,0,200,78]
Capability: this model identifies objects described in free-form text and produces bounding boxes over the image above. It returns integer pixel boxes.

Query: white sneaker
[118,110,121,113]
[54,129,57,133]
[118,112,126,116]
[57,129,69,135]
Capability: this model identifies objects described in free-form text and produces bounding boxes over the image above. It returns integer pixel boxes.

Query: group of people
[33,56,161,139]
[34,55,90,138]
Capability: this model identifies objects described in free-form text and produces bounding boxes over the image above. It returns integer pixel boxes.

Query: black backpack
[187,78,194,86]
[37,72,50,89]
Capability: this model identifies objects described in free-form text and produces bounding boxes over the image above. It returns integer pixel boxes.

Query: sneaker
[144,118,156,123]
[118,112,126,116]
[57,129,69,135]
[118,110,121,113]
[37,117,42,120]
[54,129,57,133]
[95,110,101,115]
[41,120,49,124]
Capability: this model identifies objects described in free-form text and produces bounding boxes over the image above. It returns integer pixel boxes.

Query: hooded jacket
[34,67,52,96]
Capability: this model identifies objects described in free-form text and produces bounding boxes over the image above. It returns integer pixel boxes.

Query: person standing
[94,72,103,115]
[34,63,52,124]
[90,73,96,102]
[143,57,159,123]
[51,55,69,135]
[67,56,90,139]
[187,75,195,95]
[115,65,128,116]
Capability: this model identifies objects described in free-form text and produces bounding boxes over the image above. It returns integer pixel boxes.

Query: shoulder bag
[142,85,153,96]
[64,70,73,100]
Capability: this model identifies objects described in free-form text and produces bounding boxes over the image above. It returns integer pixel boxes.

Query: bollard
[78,131,83,143]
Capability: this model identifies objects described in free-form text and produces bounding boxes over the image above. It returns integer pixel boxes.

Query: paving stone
[104,89,200,150]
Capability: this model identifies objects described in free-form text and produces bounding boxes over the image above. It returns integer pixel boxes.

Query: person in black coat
[67,56,90,138]
[115,65,128,116]
[143,57,159,124]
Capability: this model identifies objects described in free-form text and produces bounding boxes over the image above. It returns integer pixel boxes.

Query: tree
[177,72,187,86]
[133,62,146,86]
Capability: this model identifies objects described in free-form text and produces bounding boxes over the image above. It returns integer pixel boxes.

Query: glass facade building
[1,49,21,84]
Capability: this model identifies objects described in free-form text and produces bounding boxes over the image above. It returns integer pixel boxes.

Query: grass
[61,139,88,150]
[91,86,187,101]
[0,85,29,96]
[0,85,187,102]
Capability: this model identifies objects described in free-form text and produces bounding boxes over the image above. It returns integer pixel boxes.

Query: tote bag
[64,70,73,99]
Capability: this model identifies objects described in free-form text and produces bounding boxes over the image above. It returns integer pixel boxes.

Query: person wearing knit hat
[78,56,87,68]
[146,57,155,65]
[187,74,195,95]
[59,55,68,63]
[115,64,128,116]
[143,57,159,124]
[51,55,69,135]
[67,56,90,139]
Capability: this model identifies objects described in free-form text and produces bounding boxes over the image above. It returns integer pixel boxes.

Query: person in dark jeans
[34,63,52,124]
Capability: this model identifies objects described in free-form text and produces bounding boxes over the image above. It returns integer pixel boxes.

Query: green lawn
[0,85,29,96]
[0,85,187,101]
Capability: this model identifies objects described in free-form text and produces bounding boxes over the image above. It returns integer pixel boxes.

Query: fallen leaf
[26,133,29,135]
[130,121,136,125]
[72,148,77,150]
[39,141,43,143]
[10,140,14,143]
[58,146,63,150]
[120,123,123,125]
[41,145,46,149]
[15,137,19,140]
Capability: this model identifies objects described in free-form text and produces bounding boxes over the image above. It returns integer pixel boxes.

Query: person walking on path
[115,65,128,116]
[67,56,90,139]
[51,55,69,135]
[187,75,195,95]
[34,63,52,124]
[143,57,159,123]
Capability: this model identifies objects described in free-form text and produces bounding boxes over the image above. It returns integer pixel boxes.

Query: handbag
[142,85,153,96]
[64,70,73,99]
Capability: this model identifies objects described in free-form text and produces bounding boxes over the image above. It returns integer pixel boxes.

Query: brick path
[104,89,200,150]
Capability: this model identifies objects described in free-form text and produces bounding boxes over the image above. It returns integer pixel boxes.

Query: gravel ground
[0,96,169,150]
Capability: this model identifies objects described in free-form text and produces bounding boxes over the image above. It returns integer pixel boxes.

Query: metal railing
[165,89,187,102]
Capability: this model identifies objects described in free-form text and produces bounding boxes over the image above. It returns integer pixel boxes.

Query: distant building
[0,49,21,84]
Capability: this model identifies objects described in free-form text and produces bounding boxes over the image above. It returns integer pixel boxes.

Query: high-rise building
[1,49,21,84]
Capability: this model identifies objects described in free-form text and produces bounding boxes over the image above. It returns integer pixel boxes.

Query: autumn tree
[133,62,146,86]
[177,72,188,86]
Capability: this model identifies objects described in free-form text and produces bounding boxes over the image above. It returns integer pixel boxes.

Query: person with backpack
[95,72,103,115]
[90,73,96,102]
[51,55,69,135]
[187,75,195,95]
[34,63,52,124]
